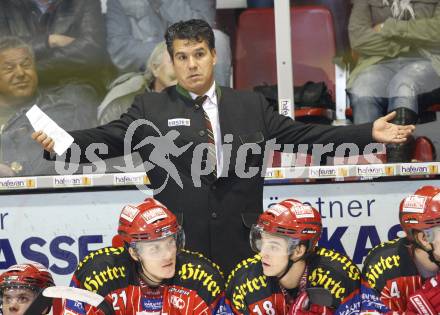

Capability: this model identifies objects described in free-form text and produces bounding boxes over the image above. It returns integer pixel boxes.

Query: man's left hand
[372,111,415,144]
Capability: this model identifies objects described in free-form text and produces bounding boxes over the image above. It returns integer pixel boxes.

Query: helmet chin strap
[135,254,163,287]
[414,240,440,268]
[277,255,304,280]
[427,244,440,267]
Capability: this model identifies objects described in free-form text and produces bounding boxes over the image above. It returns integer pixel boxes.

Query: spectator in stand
[106,0,231,87]
[0,36,95,176]
[0,0,115,101]
[98,41,177,125]
[348,0,440,162]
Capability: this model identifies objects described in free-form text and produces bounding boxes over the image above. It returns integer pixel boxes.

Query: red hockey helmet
[250,199,322,255]
[0,263,54,292]
[399,186,440,242]
[117,198,185,250]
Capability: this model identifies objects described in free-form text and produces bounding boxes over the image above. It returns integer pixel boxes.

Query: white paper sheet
[26,105,74,155]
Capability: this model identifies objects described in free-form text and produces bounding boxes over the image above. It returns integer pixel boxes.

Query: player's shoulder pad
[362,237,417,292]
[225,254,263,290]
[225,254,273,312]
[74,246,133,296]
[175,250,225,304]
[308,247,361,308]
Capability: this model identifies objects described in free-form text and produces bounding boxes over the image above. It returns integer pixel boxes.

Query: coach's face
[171,39,216,96]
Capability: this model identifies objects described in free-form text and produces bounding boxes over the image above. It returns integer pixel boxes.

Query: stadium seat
[413,136,436,162]
[292,0,352,53]
[426,104,440,113]
[234,6,337,123]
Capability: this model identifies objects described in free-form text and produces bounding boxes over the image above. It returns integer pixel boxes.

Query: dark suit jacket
[64,85,373,273]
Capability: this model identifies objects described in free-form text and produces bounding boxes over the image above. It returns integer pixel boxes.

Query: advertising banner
[1,179,439,286]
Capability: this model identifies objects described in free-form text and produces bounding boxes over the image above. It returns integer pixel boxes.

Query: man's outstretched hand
[32,131,55,153]
[372,111,416,143]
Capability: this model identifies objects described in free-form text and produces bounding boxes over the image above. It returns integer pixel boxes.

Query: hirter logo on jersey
[121,205,140,222]
[142,207,168,224]
[292,204,314,218]
[402,195,427,213]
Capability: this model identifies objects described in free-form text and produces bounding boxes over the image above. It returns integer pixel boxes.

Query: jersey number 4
[390,281,401,298]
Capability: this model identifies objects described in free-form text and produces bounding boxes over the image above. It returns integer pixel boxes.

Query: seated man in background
[0,262,54,315]
[0,36,95,176]
[360,185,440,314]
[98,41,177,125]
[106,0,231,87]
[348,0,440,162]
[63,198,228,314]
[226,199,361,315]
[0,0,115,100]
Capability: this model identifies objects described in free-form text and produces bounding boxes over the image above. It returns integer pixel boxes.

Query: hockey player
[225,199,361,315]
[361,185,440,314]
[63,198,228,315]
[0,262,54,315]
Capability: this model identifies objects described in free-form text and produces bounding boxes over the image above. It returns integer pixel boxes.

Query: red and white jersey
[226,248,362,315]
[360,237,427,314]
[62,247,228,315]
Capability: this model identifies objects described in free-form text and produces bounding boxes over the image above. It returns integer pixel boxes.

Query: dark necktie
[195,95,217,177]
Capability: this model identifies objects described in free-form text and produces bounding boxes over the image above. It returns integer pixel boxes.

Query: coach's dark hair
[0,36,34,59]
[165,19,215,58]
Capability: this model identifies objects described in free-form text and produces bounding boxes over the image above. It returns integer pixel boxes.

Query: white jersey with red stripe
[62,246,229,315]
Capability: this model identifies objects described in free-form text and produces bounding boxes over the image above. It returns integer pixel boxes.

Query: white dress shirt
[190,82,223,177]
